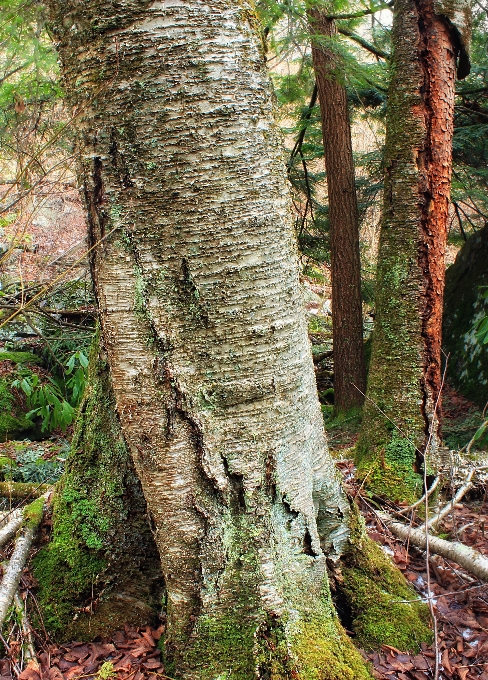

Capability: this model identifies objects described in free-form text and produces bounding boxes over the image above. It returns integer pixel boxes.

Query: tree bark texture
[357,0,470,503]
[309,10,366,413]
[45,2,372,677]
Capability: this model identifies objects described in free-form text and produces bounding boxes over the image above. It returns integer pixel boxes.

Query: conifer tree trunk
[309,9,366,413]
[356,0,471,502]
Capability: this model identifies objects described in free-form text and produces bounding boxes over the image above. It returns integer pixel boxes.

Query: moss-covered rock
[0,376,32,442]
[0,351,42,441]
[33,333,163,640]
[0,351,40,364]
[443,223,488,408]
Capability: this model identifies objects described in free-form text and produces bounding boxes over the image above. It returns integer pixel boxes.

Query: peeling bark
[357,0,470,502]
[308,10,367,413]
[45,1,367,676]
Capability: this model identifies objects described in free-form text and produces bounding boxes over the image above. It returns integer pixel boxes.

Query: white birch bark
[0,526,36,627]
[0,510,23,548]
[45,1,365,676]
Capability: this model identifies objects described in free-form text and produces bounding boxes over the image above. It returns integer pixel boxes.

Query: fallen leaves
[0,625,166,680]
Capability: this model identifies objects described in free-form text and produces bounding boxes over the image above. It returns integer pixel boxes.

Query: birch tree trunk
[356,0,471,503]
[308,9,366,413]
[45,1,370,676]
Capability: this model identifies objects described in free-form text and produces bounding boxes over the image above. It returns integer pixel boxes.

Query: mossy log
[33,334,163,640]
[0,482,50,500]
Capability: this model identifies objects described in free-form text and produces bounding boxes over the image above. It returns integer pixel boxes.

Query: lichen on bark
[44,0,433,674]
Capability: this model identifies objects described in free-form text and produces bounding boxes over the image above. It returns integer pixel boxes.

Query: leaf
[473,422,488,441]
[21,378,32,396]
[78,351,89,368]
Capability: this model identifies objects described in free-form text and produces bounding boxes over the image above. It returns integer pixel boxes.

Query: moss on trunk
[356,0,470,502]
[337,512,432,651]
[33,333,163,639]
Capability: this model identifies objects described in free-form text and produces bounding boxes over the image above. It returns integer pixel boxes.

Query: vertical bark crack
[415,0,457,451]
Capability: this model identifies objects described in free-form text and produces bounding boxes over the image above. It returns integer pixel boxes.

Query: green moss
[0,456,17,480]
[23,496,45,528]
[340,515,432,651]
[356,435,422,504]
[33,331,162,639]
[0,351,40,364]
[177,513,261,678]
[0,377,32,442]
[292,615,373,680]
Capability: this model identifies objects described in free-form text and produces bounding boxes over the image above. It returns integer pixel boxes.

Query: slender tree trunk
[309,10,366,413]
[45,0,431,675]
[356,0,470,502]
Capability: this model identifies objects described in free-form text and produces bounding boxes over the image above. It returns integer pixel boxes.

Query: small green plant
[65,350,89,404]
[471,419,488,449]
[13,448,64,483]
[96,662,117,680]
[12,351,88,433]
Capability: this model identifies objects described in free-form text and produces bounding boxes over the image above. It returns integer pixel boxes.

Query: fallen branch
[0,496,46,628]
[398,476,440,515]
[14,591,37,665]
[381,514,488,582]
[0,509,24,549]
[427,468,476,529]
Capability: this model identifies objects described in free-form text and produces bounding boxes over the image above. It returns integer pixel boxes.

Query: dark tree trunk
[309,10,366,413]
[356,0,471,503]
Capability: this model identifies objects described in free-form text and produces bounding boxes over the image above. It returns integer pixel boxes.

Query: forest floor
[0,384,487,680]
[5,487,487,680]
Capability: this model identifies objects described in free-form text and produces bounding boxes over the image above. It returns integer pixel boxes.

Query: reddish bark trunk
[309,11,366,413]
[417,0,457,434]
[356,0,469,502]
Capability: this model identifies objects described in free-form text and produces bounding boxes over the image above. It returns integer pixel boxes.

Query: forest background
[0,0,487,678]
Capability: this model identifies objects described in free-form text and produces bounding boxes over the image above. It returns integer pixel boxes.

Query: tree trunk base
[32,334,163,640]
[332,511,433,651]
